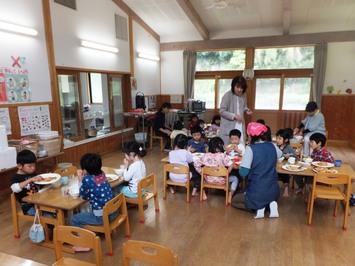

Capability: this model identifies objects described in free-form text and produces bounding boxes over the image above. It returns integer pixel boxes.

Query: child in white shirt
[114,142,147,198]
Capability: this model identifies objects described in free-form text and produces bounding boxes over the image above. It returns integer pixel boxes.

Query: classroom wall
[161,51,184,95]
[323,42,355,95]
[0,0,51,102]
[50,0,130,72]
[132,21,161,107]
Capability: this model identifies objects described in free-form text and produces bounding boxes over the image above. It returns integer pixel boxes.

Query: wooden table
[0,252,47,266]
[276,161,355,179]
[22,167,123,252]
[163,155,355,178]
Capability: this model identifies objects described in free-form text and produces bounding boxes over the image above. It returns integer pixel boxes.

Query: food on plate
[281,164,306,172]
[313,167,337,174]
[284,165,301,171]
[39,176,58,182]
[315,162,328,166]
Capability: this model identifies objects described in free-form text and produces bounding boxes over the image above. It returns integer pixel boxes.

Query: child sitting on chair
[187,114,198,130]
[10,150,54,217]
[294,133,334,194]
[209,115,221,132]
[188,126,206,153]
[113,142,147,198]
[194,137,237,203]
[276,128,297,197]
[170,120,187,140]
[71,153,116,251]
[169,134,200,196]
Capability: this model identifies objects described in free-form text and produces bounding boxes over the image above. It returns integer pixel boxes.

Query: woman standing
[219,76,252,146]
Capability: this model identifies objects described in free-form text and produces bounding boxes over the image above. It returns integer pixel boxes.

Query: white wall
[0,0,51,102]
[132,21,161,107]
[161,51,184,95]
[50,0,130,72]
[324,42,355,95]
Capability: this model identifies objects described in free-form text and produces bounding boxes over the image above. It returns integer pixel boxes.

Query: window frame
[250,69,313,111]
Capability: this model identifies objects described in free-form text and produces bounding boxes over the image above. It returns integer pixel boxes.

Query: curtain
[183,50,197,102]
[313,43,327,108]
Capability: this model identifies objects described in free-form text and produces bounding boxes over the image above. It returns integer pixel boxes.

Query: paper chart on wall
[170,94,182,104]
[0,108,12,134]
[18,105,51,136]
[0,67,31,103]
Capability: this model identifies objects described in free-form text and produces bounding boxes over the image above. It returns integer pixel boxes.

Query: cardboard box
[38,136,62,156]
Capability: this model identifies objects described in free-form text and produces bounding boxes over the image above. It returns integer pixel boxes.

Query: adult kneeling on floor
[231,122,283,219]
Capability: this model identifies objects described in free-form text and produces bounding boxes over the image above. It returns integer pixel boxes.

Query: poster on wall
[0,67,31,103]
[0,108,12,135]
[18,105,51,136]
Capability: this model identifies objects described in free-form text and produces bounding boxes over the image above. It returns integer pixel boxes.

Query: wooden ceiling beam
[283,0,291,35]
[176,0,209,40]
[160,30,355,51]
[112,0,160,42]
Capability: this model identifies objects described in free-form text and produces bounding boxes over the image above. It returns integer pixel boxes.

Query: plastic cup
[335,160,342,167]
[120,164,125,169]
[61,186,69,197]
[234,157,240,165]
[288,157,296,164]
[61,176,69,185]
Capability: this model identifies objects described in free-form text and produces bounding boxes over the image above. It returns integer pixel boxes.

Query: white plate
[312,168,338,174]
[106,174,119,182]
[311,161,335,168]
[114,169,124,175]
[281,165,307,172]
[35,173,61,185]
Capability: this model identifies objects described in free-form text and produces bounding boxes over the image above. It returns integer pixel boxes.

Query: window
[196,50,245,71]
[254,77,312,110]
[255,78,281,110]
[282,78,311,110]
[194,79,215,109]
[254,46,314,70]
[194,46,314,110]
[89,73,103,103]
[57,69,127,141]
[194,49,245,109]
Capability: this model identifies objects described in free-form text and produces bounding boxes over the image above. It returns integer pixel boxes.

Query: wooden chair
[52,226,102,266]
[54,165,78,177]
[200,166,229,206]
[122,240,179,266]
[307,173,351,230]
[83,193,131,256]
[149,126,164,152]
[125,173,160,224]
[290,142,303,189]
[163,164,191,202]
[11,193,56,239]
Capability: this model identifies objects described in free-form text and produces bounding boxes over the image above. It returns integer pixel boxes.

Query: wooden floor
[1,142,355,266]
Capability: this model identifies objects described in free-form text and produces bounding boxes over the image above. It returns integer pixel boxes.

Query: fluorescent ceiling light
[81,40,118,53]
[0,21,38,36]
[138,52,160,61]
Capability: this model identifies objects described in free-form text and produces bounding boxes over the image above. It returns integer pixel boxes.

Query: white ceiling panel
[120,0,355,43]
